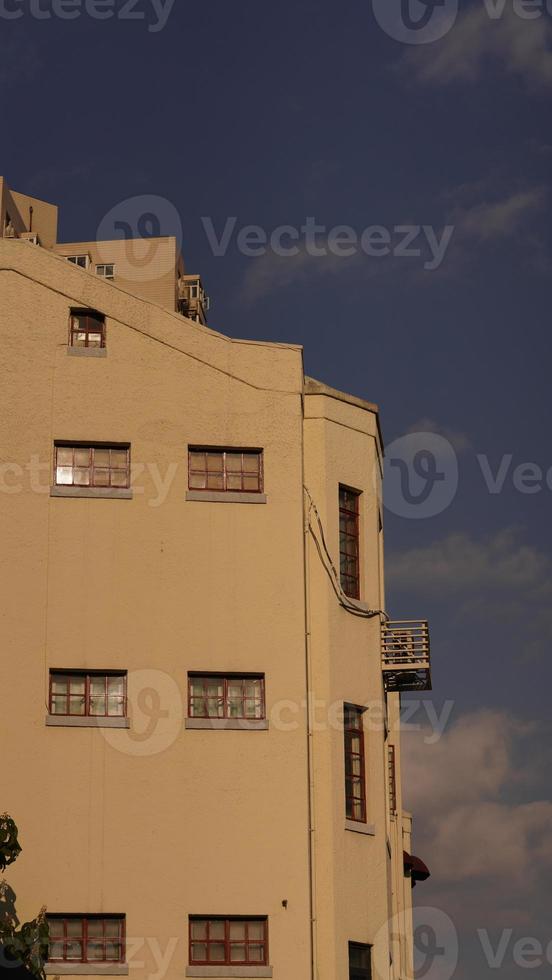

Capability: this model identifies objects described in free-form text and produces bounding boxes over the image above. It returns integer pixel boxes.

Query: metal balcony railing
[381,620,432,692]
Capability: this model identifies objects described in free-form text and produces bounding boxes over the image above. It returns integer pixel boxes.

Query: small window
[96,264,115,280]
[189,448,263,493]
[54,444,130,489]
[49,671,126,718]
[47,916,125,964]
[339,486,361,599]
[344,704,366,823]
[189,918,268,966]
[388,744,397,813]
[189,675,265,720]
[67,255,90,269]
[349,942,372,980]
[69,310,105,349]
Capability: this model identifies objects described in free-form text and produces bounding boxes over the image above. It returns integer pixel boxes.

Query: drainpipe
[301,384,318,980]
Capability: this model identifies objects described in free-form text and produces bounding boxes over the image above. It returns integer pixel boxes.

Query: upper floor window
[49,671,126,718]
[189,448,263,493]
[69,309,105,348]
[339,486,361,599]
[54,443,130,489]
[189,918,267,967]
[47,915,125,964]
[96,263,115,279]
[67,255,90,270]
[344,704,366,823]
[188,675,265,720]
[349,942,372,980]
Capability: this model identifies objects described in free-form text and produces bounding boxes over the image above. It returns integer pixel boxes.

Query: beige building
[0,179,431,980]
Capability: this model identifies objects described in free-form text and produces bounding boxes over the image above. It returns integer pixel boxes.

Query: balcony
[177,275,210,325]
[381,620,431,692]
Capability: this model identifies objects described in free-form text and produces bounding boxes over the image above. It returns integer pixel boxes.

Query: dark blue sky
[3,1,552,976]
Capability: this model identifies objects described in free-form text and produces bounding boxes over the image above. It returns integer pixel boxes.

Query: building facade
[0,179,431,980]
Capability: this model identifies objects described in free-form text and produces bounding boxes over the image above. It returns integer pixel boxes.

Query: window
[189,918,267,966]
[96,263,115,279]
[54,444,130,489]
[339,486,361,599]
[349,942,372,980]
[67,255,90,270]
[344,705,366,823]
[189,449,263,493]
[188,675,265,720]
[49,671,126,718]
[47,916,125,964]
[69,310,105,348]
[388,744,397,813]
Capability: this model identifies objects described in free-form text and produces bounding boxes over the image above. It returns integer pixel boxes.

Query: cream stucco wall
[1,230,418,980]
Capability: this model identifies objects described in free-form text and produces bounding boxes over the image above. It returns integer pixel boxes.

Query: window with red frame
[54,444,130,488]
[339,486,361,599]
[49,671,126,718]
[388,744,397,813]
[188,675,265,720]
[188,448,263,493]
[69,310,105,348]
[344,704,367,822]
[189,918,268,966]
[47,916,125,964]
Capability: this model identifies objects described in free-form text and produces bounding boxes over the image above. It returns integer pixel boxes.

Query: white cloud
[403,709,552,887]
[453,188,547,241]
[387,528,551,595]
[404,5,552,88]
[406,418,472,452]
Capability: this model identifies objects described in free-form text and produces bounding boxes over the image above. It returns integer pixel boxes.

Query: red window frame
[388,744,397,813]
[339,486,361,599]
[189,917,268,966]
[47,916,125,964]
[188,674,266,720]
[188,448,264,493]
[69,310,106,348]
[49,671,127,718]
[54,444,130,489]
[344,704,367,823]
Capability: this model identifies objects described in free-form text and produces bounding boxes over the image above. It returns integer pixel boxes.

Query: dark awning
[403,850,430,885]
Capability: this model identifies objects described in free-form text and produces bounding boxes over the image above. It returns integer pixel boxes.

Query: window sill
[186,491,267,505]
[46,715,130,729]
[345,820,376,836]
[185,718,269,731]
[50,487,133,500]
[186,969,273,978]
[67,347,107,358]
[45,966,128,976]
